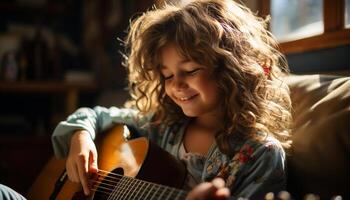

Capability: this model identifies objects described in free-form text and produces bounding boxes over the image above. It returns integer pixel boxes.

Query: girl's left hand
[186,177,230,200]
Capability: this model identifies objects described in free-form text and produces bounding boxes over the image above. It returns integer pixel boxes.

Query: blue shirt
[51,106,287,199]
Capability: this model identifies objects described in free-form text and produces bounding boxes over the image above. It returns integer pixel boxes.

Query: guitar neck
[94,174,188,200]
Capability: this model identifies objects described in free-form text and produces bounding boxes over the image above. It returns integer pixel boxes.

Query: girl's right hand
[66,130,98,196]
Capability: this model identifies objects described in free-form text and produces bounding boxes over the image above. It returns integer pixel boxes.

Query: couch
[284,74,350,199]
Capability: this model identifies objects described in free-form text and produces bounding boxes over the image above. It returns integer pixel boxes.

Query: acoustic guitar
[27,124,188,200]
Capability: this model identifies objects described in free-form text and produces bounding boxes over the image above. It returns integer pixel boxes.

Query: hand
[186,177,230,200]
[66,130,98,195]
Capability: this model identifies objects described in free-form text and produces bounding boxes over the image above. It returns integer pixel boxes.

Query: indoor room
[0,0,349,199]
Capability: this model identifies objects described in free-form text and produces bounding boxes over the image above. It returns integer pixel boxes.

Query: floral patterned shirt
[52,106,287,200]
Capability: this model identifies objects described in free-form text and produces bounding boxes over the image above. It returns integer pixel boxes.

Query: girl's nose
[173,75,188,90]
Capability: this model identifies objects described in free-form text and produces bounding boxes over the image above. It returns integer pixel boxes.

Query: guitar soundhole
[93,168,124,200]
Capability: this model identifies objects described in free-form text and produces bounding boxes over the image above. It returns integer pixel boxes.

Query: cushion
[283,74,350,199]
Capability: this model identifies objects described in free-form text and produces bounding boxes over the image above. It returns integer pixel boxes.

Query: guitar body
[28,124,187,200]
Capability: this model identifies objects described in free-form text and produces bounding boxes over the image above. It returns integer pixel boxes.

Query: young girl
[52,0,292,199]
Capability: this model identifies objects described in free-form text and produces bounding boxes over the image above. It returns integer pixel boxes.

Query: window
[271,0,323,42]
[244,0,350,54]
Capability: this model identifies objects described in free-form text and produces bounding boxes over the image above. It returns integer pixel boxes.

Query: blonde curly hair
[122,0,292,153]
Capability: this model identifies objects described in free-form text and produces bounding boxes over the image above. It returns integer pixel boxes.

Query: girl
[52,0,292,199]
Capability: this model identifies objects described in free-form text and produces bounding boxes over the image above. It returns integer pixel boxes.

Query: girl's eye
[163,75,173,80]
[186,68,201,75]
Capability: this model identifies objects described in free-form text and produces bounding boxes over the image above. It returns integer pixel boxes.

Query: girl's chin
[181,109,199,117]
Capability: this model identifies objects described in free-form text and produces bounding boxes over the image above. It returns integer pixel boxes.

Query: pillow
[283,74,350,199]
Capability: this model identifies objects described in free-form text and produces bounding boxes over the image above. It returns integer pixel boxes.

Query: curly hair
[122,0,292,153]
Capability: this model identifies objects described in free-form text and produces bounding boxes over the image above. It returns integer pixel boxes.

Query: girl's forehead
[159,44,186,63]
[160,43,183,56]
[157,43,210,69]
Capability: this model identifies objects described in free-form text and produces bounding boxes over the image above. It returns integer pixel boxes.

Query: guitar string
[91,181,187,200]
[111,175,131,200]
[97,168,187,194]
[90,172,182,198]
[92,174,124,200]
[93,173,151,199]
[135,180,150,199]
[105,175,128,200]
[93,170,187,197]
[91,182,188,200]
[92,180,137,200]
[106,175,122,200]
[87,169,188,200]
[93,170,186,195]
[133,177,149,199]
[124,175,141,199]
[88,171,188,199]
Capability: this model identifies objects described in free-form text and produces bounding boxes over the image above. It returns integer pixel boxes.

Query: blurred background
[0,0,349,196]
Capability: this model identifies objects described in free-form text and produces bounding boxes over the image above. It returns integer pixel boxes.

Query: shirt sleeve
[51,106,153,158]
[230,140,287,200]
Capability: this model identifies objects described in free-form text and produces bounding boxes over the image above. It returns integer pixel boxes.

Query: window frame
[257,0,350,54]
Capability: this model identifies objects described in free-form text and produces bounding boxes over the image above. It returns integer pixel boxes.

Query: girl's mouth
[177,94,198,102]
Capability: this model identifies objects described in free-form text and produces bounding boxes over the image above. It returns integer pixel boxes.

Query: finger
[211,178,225,189]
[186,182,216,200]
[77,154,90,195]
[215,188,230,200]
[89,150,98,173]
[212,178,230,200]
[211,177,230,200]
[66,161,79,182]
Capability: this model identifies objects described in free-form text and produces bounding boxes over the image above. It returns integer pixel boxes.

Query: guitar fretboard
[91,171,188,200]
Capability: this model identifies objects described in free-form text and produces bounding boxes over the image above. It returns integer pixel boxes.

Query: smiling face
[160,44,223,119]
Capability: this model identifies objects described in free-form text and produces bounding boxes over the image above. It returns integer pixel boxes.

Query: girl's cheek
[164,86,170,96]
[164,87,174,100]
